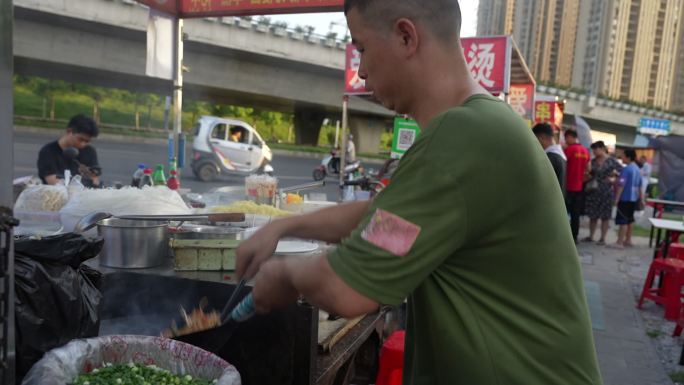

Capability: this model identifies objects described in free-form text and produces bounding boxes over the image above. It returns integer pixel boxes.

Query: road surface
[13,130,380,201]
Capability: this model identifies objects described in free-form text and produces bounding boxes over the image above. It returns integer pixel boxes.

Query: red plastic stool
[637,258,684,320]
[673,305,684,336]
[375,330,405,385]
[669,243,684,260]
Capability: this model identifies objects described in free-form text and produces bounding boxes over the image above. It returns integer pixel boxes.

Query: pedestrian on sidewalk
[583,141,622,245]
[564,129,590,243]
[532,122,566,197]
[613,149,644,248]
[639,155,652,199]
[236,1,602,384]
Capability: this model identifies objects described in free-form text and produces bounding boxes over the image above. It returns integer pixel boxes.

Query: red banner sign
[137,0,343,17]
[344,44,371,95]
[535,101,564,128]
[508,84,535,122]
[460,36,510,94]
[137,0,344,17]
[137,0,178,14]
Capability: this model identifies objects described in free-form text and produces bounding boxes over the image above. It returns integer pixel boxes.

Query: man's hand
[236,222,283,280]
[44,175,60,185]
[251,258,299,314]
[78,164,98,180]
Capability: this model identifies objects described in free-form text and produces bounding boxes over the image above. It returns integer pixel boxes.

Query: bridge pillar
[348,115,390,155]
[294,104,326,145]
[0,0,13,206]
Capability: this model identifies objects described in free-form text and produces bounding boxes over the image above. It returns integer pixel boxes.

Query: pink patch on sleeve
[361,209,421,257]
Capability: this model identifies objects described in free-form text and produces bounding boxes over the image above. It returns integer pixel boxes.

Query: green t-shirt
[328,95,603,385]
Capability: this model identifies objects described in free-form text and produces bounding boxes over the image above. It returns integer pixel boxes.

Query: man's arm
[37,145,61,185]
[547,153,564,188]
[251,254,379,318]
[81,147,101,186]
[614,186,624,206]
[236,200,371,279]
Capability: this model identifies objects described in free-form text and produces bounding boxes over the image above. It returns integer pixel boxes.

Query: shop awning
[135,0,343,18]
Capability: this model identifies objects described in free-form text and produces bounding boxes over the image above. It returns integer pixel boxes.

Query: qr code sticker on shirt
[397,128,416,151]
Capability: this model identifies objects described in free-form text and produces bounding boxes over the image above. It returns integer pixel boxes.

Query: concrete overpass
[13,0,393,152]
[13,0,684,152]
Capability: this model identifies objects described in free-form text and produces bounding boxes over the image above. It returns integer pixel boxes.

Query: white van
[191,116,274,182]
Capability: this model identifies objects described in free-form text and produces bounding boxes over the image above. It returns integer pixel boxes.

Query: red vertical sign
[344,44,371,95]
[460,36,510,94]
[508,84,535,122]
[535,101,564,128]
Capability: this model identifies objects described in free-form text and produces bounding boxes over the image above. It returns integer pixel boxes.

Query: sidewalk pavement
[576,225,676,385]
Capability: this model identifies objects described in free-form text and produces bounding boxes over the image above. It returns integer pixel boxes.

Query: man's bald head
[344,0,462,44]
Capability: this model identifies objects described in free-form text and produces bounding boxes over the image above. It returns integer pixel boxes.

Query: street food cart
[0,1,390,383]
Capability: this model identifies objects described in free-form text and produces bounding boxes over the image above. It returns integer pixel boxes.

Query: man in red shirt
[564,130,590,243]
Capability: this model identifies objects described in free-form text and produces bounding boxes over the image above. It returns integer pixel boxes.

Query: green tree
[33,78,69,120]
[144,94,161,129]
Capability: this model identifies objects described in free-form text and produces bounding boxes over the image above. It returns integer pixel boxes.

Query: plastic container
[22,335,241,385]
[140,168,154,187]
[13,210,63,236]
[131,163,146,187]
[152,164,167,186]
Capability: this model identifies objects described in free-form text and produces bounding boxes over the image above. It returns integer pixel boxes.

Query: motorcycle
[312,150,340,181]
[341,158,401,201]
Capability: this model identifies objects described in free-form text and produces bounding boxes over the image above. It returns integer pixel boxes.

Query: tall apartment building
[477,0,684,111]
[476,0,515,36]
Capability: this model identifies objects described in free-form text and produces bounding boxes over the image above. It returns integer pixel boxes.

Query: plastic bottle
[131,163,146,187]
[140,168,154,187]
[167,170,180,190]
[152,164,167,186]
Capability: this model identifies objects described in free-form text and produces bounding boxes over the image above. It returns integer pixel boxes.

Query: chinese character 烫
[466,43,496,88]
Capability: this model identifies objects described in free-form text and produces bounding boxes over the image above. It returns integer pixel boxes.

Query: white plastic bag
[635,205,654,229]
[67,175,85,198]
[21,335,241,385]
[61,186,191,217]
[14,185,69,212]
[60,186,192,232]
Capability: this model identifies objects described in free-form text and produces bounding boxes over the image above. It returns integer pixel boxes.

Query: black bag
[14,233,104,378]
[584,178,599,193]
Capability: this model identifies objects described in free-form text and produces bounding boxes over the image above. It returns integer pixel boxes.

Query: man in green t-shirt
[236,1,603,383]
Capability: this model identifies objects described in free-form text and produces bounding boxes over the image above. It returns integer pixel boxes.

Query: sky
[268,1,479,38]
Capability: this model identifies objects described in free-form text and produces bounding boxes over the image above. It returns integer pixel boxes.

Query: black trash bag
[14,233,104,379]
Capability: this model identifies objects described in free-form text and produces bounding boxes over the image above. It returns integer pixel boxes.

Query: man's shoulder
[547,152,566,162]
[427,94,525,144]
[39,140,59,155]
[81,145,97,155]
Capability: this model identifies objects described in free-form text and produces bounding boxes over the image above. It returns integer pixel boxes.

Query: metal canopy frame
[136,0,343,19]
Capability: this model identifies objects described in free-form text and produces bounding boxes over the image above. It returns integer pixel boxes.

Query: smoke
[98,272,222,337]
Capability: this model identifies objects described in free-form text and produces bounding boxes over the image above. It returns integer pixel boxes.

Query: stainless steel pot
[97,218,169,268]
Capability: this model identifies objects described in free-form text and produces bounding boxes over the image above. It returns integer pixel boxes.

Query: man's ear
[394,18,419,57]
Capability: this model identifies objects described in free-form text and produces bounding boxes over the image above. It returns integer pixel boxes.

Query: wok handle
[229,293,255,323]
[207,213,246,223]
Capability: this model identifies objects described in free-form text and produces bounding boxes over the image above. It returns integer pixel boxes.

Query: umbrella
[573,115,593,149]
